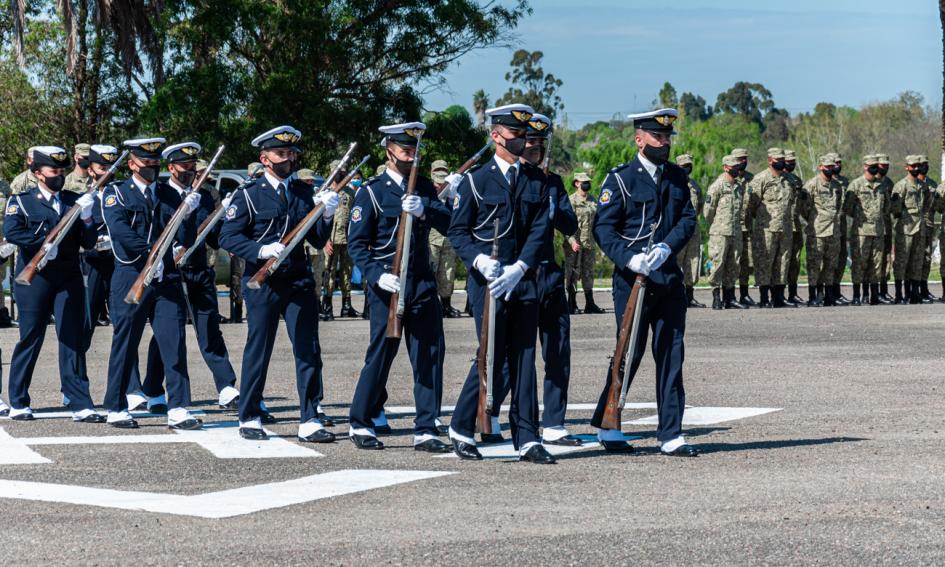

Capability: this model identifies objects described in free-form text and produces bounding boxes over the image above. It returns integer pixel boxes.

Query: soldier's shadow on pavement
[693,436,868,454]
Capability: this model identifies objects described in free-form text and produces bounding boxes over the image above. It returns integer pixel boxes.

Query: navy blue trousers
[492,262,571,429]
[8,269,94,411]
[349,277,442,436]
[450,276,540,449]
[141,267,237,397]
[237,275,322,424]
[104,268,191,412]
[591,276,687,443]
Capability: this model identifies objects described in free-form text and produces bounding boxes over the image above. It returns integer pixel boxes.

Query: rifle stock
[386,136,424,339]
[15,150,129,286]
[436,141,493,200]
[476,217,501,434]
[124,145,224,304]
[245,144,359,290]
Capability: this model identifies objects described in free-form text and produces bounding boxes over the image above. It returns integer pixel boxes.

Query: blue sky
[422,0,942,127]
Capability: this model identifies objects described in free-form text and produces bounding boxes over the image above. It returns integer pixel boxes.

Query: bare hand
[570,242,581,253]
[325,241,334,256]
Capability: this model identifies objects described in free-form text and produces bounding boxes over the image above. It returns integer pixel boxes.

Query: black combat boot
[441,296,461,318]
[567,289,581,314]
[851,283,861,306]
[879,280,893,302]
[739,284,756,307]
[822,284,836,307]
[232,300,243,323]
[687,286,707,308]
[834,284,850,305]
[340,296,360,318]
[711,288,723,310]
[584,291,605,314]
[724,287,746,309]
[939,278,945,303]
[869,283,881,306]
[862,282,871,305]
[321,293,334,321]
[875,285,892,305]
[787,284,803,306]
[894,280,905,304]
[920,280,935,303]
[759,286,773,308]
[909,280,922,304]
[0,306,13,328]
[807,285,822,307]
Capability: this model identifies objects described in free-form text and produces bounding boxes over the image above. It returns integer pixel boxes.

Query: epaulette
[609,162,631,175]
[465,163,484,175]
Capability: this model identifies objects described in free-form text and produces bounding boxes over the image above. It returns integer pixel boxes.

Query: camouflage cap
[818,155,837,166]
[430,159,449,172]
[767,147,785,159]
[917,154,929,164]
[904,155,921,166]
[722,155,740,167]
[783,149,797,161]
[74,143,91,157]
[196,159,210,172]
[375,164,387,176]
[247,162,264,177]
[297,168,316,182]
[863,154,879,165]
[573,172,591,182]
[824,152,838,162]
[329,159,347,173]
[876,153,890,165]
[731,148,749,159]
[675,154,693,166]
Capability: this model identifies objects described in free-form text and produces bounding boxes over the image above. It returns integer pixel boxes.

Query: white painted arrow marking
[624,406,781,426]
[0,470,455,518]
[0,422,321,465]
[435,433,641,460]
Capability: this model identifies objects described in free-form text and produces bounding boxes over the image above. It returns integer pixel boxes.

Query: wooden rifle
[436,141,494,200]
[476,217,501,434]
[385,133,424,339]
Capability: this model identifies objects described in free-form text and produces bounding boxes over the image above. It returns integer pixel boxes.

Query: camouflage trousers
[677,232,702,287]
[787,230,804,286]
[893,229,926,280]
[939,231,945,280]
[326,243,353,298]
[850,235,883,284]
[738,230,753,286]
[806,234,839,286]
[229,254,244,303]
[879,227,892,283]
[305,244,326,294]
[707,234,742,288]
[429,239,457,298]
[836,216,849,282]
[751,230,791,286]
[922,225,937,280]
[564,245,595,292]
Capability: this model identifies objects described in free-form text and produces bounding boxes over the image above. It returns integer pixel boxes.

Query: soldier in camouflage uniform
[916,155,939,302]
[289,169,328,320]
[871,153,895,303]
[564,172,603,314]
[223,162,264,323]
[748,147,796,308]
[428,160,461,318]
[935,179,945,301]
[846,155,889,306]
[63,143,92,194]
[675,154,706,308]
[705,155,747,310]
[783,149,808,305]
[322,160,360,319]
[732,148,757,306]
[9,147,36,194]
[891,155,930,304]
[830,153,853,304]
[804,155,843,306]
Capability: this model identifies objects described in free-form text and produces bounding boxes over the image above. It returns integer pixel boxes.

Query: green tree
[472,89,489,129]
[421,105,486,171]
[714,81,776,130]
[679,92,711,121]
[658,81,677,108]
[495,49,563,119]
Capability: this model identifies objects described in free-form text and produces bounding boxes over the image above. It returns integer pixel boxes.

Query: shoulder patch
[350,206,363,223]
[453,194,461,210]
[705,194,712,205]
[104,195,118,208]
[225,205,238,220]
[599,188,612,205]
[5,204,18,215]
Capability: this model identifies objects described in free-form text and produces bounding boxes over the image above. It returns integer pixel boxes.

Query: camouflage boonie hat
[247,162,264,177]
[430,159,449,172]
[767,147,785,159]
[722,155,739,167]
[731,148,749,159]
[297,168,316,182]
[818,155,837,166]
[876,153,890,165]
[675,154,693,166]
[573,172,591,182]
[74,143,91,157]
[783,149,797,161]
[863,154,879,165]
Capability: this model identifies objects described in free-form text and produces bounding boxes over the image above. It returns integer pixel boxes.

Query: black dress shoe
[239,427,268,440]
[261,412,277,424]
[414,438,452,453]
[298,429,336,443]
[601,440,634,453]
[148,404,168,415]
[436,423,449,436]
[317,412,335,427]
[168,419,203,431]
[110,419,139,429]
[520,444,556,464]
[0,408,8,417]
[451,439,483,460]
[662,444,700,457]
[479,432,504,444]
[351,434,384,450]
[543,435,583,447]
[10,413,35,421]
[374,424,392,435]
[77,413,107,423]
[219,397,240,411]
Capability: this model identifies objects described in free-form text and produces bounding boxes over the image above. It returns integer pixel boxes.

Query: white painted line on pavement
[0,428,51,465]
[0,470,456,519]
[624,406,781,426]
[0,409,207,421]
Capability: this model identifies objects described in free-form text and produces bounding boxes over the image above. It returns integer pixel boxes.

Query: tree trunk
[73,0,89,143]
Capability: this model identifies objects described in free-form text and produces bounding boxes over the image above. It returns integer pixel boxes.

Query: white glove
[43,242,58,261]
[153,258,164,282]
[401,194,424,218]
[183,192,201,216]
[95,235,111,252]
[258,242,285,260]
[627,252,650,276]
[77,193,96,220]
[645,242,671,271]
[377,273,401,293]
[473,254,501,281]
[444,173,462,199]
[173,244,185,259]
[488,261,527,300]
[316,191,340,218]
[221,193,234,209]
[0,242,16,259]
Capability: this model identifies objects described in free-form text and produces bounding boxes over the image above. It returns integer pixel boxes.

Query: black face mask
[835,164,842,174]
[176,170,197,187]
[822,168,834,177]
[918,164,929,175]
[42,174,65,192]
[499,133,527,157]
[681,166,693,176]
[137,165,159,183]
[726,168,740,178]
[867,165,880,175]
[642,143,671,166]
[78,158,90,169]
[878,166,889,176]
[269,159,294,179]
[580,181,591,191]
[784,162,796,172]
[771,160,786,171]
